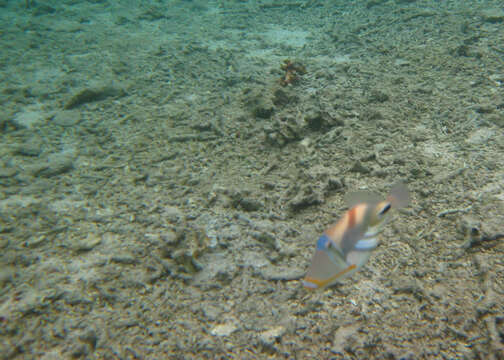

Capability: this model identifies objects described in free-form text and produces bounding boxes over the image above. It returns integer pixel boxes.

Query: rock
[52,110,81,127]
[368,89,389,103]
[0,267,14,287]
[228,189,263,212]
[172,249,203,273]
[349,161,371,174]
[64,86,126,110]
[366,0,388,9]
[110,253,139,265]
[69,343,89,359]
[233,197,262,212]
[15,142,42,156]
[193,253,237,287]
[252,231,277,249]
[242,88,275,119]
[163,206,185,224]
[259,266,304,281]
[211,323,238,337]
[272,87,299,107]
[466,128,494,145]
[391,277,425,301]
[481,8,504,23]
[264,117,301,146]
[79,328,98,350]
[33,156,74,178]
[73,233,102,252]
[17,288,48,316]
[241,250,270,269]
[12,109,44,129]
[305,109,333,131]
[259,326,286,346]
[32,3,56,16]
[331,323,361,355]
[25,235,47,248]
[394,58,410,66]
[202,305,224,321]
[0,167,17,178]
[487,114,504,128]
[325,177,344,192]
[288,184,324,212]
[63,291,93,306]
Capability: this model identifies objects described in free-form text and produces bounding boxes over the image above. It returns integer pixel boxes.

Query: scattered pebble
[211,323,238,337]
[64,86,126,110]
[52,110,81,127]
[73,233,102,252]
[259,326,286,346]
[12,109,44,129]
[481,8,504,23]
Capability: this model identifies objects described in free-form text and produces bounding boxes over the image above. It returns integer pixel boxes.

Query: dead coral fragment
[279,59,307,86]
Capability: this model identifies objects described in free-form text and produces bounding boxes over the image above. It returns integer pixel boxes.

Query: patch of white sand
[261,26,310,48]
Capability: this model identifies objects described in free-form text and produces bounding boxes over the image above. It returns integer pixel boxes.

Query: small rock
[259,266,304,281]
[394,58,410,66]
[242,88,275,119]
[325,177,344,192]
[0,267,15,287]
[69,343,89,359]
[391,277,425,300]
[481,8,504,23]
[12,110,44,129]
[32,3,56,16]
[79,328,98,350]
[63,291,93,306]
[159,230,178,247]
[193,253,237,286]
[172,249,203,273]
[350,161,371,174]
[74,233,102,252]
[52,110,81,127]
[368,89,389,103]
[33,157,74,177]
[332,323,360,355]
[64,86,126,110]
[25,235,47,248]
[211,323,237,337]
[252,231,277,249]
[466,128,494,145]
[288,185,323,211]
[0,167,17,178]
[487,114,504,128]
[110,254,138,265]
[15,142,42,156]
[163,206,185,224]
[272,87,299,107]
[235,197,263,212]
[259,326,286,346]
[202,305,224,321]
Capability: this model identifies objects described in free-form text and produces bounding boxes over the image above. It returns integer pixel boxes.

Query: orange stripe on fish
[347,205,357,229]
[303,182,410,290]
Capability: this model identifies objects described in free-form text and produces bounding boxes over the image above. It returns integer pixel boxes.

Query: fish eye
[378,203,391,216]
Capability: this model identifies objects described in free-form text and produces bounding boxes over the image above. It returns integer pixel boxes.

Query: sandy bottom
[0,0,503,359]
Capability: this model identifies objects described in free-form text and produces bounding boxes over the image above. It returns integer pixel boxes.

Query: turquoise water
[0,1,503,358]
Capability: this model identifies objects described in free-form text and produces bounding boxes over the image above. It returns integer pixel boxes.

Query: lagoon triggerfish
[303,182,410,290]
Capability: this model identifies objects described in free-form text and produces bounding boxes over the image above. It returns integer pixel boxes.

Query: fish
[303,182,410,290]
